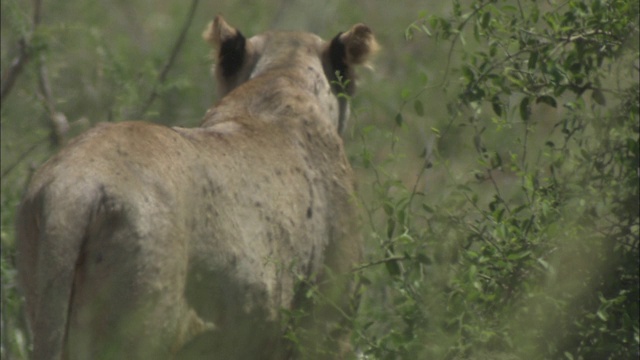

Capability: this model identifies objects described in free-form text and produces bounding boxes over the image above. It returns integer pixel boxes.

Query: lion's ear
[203,15,246,78]
[335,24,379,67]
[325,24,378,97]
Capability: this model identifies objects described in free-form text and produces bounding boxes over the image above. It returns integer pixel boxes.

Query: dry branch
[133,0,200,119]
[37,58,68,146]
[1,137,46,179]
[352,255,407,272]
[0,39,30,106]
[0,0,44,106]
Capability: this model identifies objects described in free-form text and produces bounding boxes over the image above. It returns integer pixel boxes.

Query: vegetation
[2,0,638,359]
[353,0,639,359]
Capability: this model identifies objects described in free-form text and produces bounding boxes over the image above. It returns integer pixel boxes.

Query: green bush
[353,0,639,359]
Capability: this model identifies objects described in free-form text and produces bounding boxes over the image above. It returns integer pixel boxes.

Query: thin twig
[29,0,69,147]
[133,0,200,119]
[1,135,47,179]
[352,255,407,272]
[436,1,493,90]
[405,132,435,223]
[1,39,30,106]
[32,0,43,25]
[0,0,43,105]
[37,57,69,147]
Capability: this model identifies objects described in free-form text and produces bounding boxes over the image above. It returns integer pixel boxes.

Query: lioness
[16,15,377,360]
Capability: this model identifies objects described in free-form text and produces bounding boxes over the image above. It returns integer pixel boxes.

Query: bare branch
[0,39,30,105]
[1,135,47,179]
[0,0,44,105]
[36,58,69,146]
[352,256,407,272]
[29,0,69,146]
[133,0,200,119]
[33,0,43,26]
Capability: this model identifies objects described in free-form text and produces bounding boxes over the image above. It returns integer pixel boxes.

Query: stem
[133,0,200,118]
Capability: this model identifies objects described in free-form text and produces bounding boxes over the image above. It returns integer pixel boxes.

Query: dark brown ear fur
[325,24,379,97]
[327,32,354,96]
[202,16,249,94]
[215,26,246,78]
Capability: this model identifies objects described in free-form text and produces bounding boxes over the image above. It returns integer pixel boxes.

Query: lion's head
[202,15,378,133]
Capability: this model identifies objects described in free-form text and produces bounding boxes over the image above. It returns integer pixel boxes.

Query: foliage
[354,0,639,359]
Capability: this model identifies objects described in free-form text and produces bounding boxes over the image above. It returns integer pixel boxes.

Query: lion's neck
[201,67,342,131]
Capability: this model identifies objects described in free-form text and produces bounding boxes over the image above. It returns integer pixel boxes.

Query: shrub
[354,1,639,359]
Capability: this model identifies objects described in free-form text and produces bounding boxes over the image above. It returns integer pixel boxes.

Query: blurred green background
[2,0,638,359]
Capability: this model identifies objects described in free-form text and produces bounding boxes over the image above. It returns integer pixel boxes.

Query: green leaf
[596,309,608,321]
[491,96,503,116]
[397,208,407,227]
[528,51,538,70]
[489,42,497,57]
[401,88,412,100]
[537,258,551,270]
[462,66,475,83]
[383,202,394,216]
[420,24,432,37]
[385,258,401,277]
[519,97,531,121]
[429,16,440,30]
[419,72,429,86]
[358,275,372,286]
[490,151,502,169]
[414,100,425,116]
[404,25,416,41]
[592,89,606,106]
[415,253,432,265]
[386,218,396,239]
[507,251,532,260]
[536,95,557,108]
[453,1,461,16]
[481,12,491,29]
[531,6,540,24]
[422,204,434,213]
[472,22,479,43]
[468,264,477,280]
[395,113,404,126]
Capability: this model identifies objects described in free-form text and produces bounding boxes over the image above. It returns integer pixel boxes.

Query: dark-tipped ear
[327,24,379,96]
[337,24,379,66]
[202,15,246,78]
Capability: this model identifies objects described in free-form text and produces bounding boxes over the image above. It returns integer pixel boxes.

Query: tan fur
[16,15,377,360]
